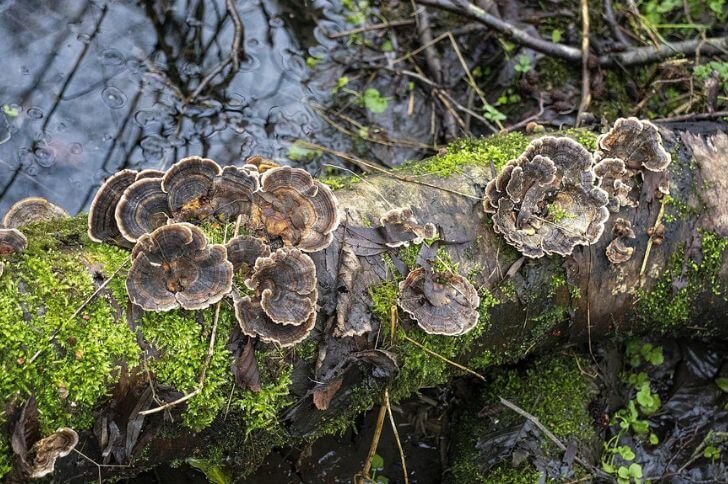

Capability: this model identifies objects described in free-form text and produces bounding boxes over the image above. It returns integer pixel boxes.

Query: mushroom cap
[0,228,27,256]
[115,177,171,242]
[28,427,79,478]
[245,247,317,325]
[596,117,671,172]
[606,238,634,264]
[126,223,233,311]
[162,156,221,221]
[379,207,438,247]
[209,166,259,222]
[234,295,316,347]
[484,137,609,258]
[135,169,166,180]
[88,169,138,244]
[253,166,340,252]
[226,235,270,274]
[398,268,480,336]
[3,197,69,228]
[593,158,638,213]
[245,155,280,173]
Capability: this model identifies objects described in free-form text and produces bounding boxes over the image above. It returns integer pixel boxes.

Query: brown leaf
[233,338,261,392]
[11,396,39,470]
[313,377,344,411]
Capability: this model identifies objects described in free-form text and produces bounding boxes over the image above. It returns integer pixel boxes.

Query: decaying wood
[29,124,728,481]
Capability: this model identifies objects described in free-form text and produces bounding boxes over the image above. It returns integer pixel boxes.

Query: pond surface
[0,0,348,216]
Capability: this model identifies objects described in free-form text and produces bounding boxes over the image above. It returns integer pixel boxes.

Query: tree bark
[4,124,726,482]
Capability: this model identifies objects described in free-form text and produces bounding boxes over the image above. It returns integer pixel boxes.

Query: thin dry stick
[28,256,131,365]
[72,448,131,484]
[576,0,591,126]
[225,0,244,71]
[498,397,604,477]
[384,389,409,484]
[297,140,483,201]
[400,331,485,381]
[639,198,666,284]
[358,403,388,483]
[328,19,415,39]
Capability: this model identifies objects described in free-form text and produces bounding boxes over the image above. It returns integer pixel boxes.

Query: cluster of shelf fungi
[0,117,672,478]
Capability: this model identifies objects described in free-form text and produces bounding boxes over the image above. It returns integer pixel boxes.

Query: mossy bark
[1,126,726,481]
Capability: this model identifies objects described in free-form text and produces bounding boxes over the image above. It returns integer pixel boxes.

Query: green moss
[319,174,360,191]
[0,216,139,435]
[562,127,598,151]
[398,131,531,177]
[635,231,727,331]
[449,353,597,483]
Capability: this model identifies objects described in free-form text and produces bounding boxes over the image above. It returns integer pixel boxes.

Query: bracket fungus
[88,169,138,245]
[595,117,671,172]
[126,223,233,311]
[2,197,68,228]
[234,295,316,347]
[245,247,318,326]
[253,166,340,252]
[28,427,79,478]
[226,235,271,275]
[161,157,259,223]
[398,268,480,336]
[0,228,27,256]
[606,218,636,265]
[593,158,638,213]
[485,136,609,258]
[115,177,171,243]
[379,207,438,247]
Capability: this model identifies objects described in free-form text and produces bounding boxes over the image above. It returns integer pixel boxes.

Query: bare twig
[298,140,483,201]
[327,19,415,39]
[358,403,388,483]
[653,109,728,123]
[400,331,486,381]
[385,389,409,484]
[639,198,667,284]
[576,0,591,126]
[598,36,728,66]
[498,397,607,478]
[225,0,244,71]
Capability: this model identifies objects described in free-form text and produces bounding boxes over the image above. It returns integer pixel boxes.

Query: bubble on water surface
[34,146,56,168]
[101,86,128,109]
[69,142,83,154]
[27,107,44,119]
[100,49,126,66]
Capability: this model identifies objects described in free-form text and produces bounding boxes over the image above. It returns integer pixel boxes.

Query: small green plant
[551,29,563,43]
[361,88,389,113]
[483,103,506,122]
[716,377,728,393]
[306,54,324,68]
[514,54,533,74]
[287,140,321,162]
[703,445,721,461]
[368,453,389,483]
[332,76,350,93]
[635,382,661,414]
[342,0,370,25]
[625,340,664,367]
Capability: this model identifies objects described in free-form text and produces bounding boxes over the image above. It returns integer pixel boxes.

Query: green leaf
[716,377,728,393]
[371,453,384,471]
[649,433,659,445]
[287,141,321,162]
[636,383,661,414]
[704,445,721,459]
[513,54,532,73]
[375,476,389,483]
[618,466,630,478]
[306,55,323,68]
[551,29,562,43]
[483,104,506,122]
[628,463,643,478]
[619,446,636,461]
[362,88,389,113]
[2,104,18,117]
[382,39,394,52]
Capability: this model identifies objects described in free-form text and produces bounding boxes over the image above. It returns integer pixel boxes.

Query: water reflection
[0,0,334,215]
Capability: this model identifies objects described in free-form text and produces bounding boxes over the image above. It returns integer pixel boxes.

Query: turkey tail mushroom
[0,228,27,256]
[115,177,171,243]
[3,197,68,229]
[595,117,671,172]
[234,295,316,347]
[28,428,78,478]
[88,169,138,246]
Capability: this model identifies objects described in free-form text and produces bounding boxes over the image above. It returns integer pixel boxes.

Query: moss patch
[449,353,598,483]
[635,231,727,331]
[0,215,139,435]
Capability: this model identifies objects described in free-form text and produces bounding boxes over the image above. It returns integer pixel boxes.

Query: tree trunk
[2,124,726,482]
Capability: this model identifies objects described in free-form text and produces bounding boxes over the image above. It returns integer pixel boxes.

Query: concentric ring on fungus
[595,117,671,172]
[398,267,480,336]
[484,136,609,258]
[234,295,316,347]
[126,223,233,311]
[244,247,318,326]
[3,197,69,228]
[88,169,138,245]
[115,177,171,243]
[253,166,340,252]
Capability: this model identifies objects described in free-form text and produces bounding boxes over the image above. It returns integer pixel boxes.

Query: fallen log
[0,123,726,481]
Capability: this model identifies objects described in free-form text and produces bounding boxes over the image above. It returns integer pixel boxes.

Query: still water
[0,0,350,216]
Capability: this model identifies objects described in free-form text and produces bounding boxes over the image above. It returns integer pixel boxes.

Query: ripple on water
[101,86,128,109]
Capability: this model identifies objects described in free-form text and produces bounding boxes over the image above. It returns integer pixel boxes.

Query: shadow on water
[0,0,343,216]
